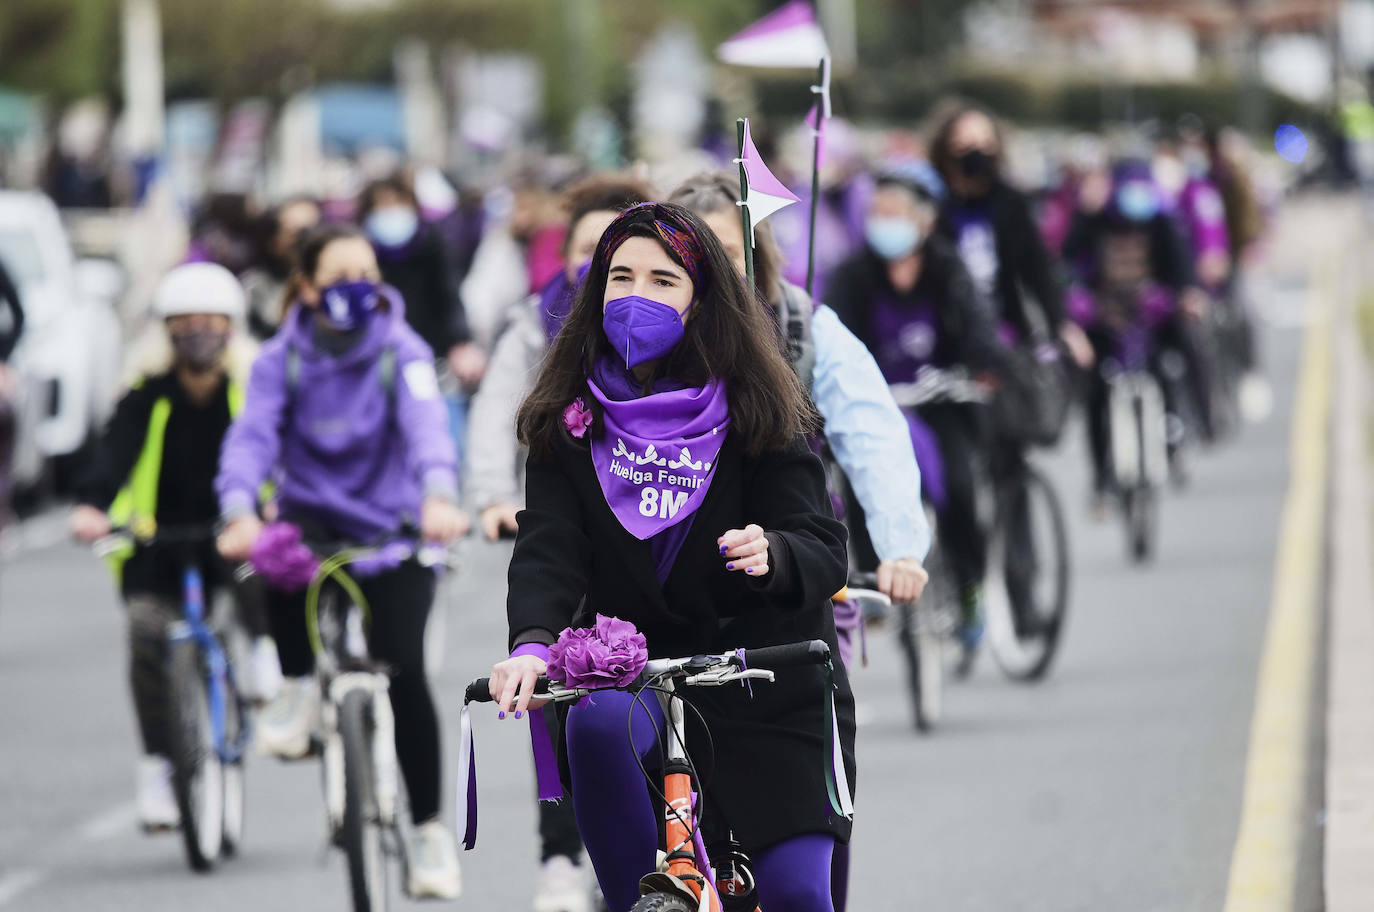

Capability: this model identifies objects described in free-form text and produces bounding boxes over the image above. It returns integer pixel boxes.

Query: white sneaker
[136,756,180,831]
[409,821,462,900]
[533,855,591,912]
[1239,372,1274,424]
[255,676,318,760]
[243,637,283,703]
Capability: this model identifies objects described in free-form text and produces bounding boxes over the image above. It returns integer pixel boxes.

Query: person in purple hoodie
[215,223,469,899]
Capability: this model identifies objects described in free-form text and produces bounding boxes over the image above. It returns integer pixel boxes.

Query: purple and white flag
[737,118,801,247]
[717,1,831,69]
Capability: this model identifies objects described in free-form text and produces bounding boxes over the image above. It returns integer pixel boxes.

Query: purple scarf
[587,358,730,583]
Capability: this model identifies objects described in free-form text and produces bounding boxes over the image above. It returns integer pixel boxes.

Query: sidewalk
[1325,199,1374,911]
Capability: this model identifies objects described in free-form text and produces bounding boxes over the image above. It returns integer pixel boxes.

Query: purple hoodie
[217,296,458,542]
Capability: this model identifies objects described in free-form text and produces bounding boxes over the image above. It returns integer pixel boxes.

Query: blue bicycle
[96,523,251,871]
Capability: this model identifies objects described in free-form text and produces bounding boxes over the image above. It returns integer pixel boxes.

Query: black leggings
[265,560,442,824]
[920,404,986,593]
[1084,315,1214,492]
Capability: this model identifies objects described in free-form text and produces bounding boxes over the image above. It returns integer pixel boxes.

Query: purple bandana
[586,360,729,546]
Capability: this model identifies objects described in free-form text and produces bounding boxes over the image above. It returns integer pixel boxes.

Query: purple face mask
[319,280,381,331]
[602,294,689,369]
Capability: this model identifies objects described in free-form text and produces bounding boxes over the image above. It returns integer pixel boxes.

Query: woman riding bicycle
[487,202,855,912]
[215,223,469,899]
[826,164,1007,663]
[667,171,930,610]
[69,262,267,831]
[1063,159,1218,501]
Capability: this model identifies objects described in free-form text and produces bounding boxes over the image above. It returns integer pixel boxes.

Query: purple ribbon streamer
[456,705,478,850]
[510,642,565,802]
[529,708,564,802]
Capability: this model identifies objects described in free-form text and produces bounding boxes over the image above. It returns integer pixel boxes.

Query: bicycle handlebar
[738,640,831,670]
[464,638,833,706]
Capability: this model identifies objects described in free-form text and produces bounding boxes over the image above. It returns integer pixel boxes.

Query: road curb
[1222,250,1332,912]
[1324,279,1374,909]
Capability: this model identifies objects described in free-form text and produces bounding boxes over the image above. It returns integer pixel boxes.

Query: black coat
[937,181,1066,337]
[507,430,856,851]
[825,236,1008,375]
[378,226,471,356]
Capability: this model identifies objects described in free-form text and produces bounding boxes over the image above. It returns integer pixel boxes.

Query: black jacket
[1062,210,1197,295]
[825,236,1008,375]
[508,431,856,851]
[78,372,233,598]
[0,260,23,363]
[378,226,471,356]
[937,181,1066,336]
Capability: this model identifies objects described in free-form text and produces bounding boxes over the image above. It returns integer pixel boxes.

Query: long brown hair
[666,170,782,307]
[516,203,812,457]
[280,222,370,313]
[928,100,1005,184]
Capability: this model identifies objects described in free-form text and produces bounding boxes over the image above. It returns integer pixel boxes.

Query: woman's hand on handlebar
[69,505,111,544]
[489,653,549,717]
[878,557,929,603]
[422,497,470,544]
[217,516,263,562]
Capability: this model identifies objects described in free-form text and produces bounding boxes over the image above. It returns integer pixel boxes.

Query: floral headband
[595,202,707,291]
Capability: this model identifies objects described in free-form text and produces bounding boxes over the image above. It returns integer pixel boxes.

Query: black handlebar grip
[465,678,494,704]
[741,639,831,670]
[465,675,554,705]
[847,571,880,589]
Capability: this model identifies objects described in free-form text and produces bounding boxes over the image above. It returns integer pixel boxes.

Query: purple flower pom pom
[250,522,320,591]
[547,614,648,689]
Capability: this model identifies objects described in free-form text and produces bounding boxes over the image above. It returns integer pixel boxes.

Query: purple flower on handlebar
[250,522,319,591]
[547,614,648,688]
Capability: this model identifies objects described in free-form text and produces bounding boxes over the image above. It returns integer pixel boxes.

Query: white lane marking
[0,869,46,907]
[77,802,135,843]
[0,801,141,907]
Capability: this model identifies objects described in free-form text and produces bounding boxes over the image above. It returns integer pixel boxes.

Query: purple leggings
[566,690,836,912]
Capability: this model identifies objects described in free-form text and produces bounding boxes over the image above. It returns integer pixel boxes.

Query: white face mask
[865,217,921,261]
[365,206,419,248]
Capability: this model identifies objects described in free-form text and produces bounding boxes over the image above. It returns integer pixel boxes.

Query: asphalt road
[0,277,1314,911]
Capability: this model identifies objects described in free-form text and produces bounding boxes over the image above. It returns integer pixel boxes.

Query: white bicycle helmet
[153,261,246,320]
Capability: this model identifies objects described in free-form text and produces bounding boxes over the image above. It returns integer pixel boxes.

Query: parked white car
[0,191,123,499]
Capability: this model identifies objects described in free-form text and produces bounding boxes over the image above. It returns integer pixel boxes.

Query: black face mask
[956,148,996,181]
[171,329,230,372]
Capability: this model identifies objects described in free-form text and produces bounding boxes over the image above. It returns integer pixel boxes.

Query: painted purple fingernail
[726,562,735,570]
[746,567,754,574]
[514,711,523,720]
[498,711,506,720]
[719,545,728,555]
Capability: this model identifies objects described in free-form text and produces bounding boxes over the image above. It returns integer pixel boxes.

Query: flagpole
[805,57,828,299]
[736,117,755,291]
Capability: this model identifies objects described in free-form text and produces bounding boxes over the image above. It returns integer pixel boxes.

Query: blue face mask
[365,207,419,248]
[319,280,381,331]
[865,217,921,261]
[602,294,689,369]
[1116,182,1160,222]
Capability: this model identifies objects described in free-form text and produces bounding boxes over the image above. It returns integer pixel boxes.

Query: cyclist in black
[0,257,22,527]
[827,164,1006,662]
[930,104,1091,632]
[69,262,271,831]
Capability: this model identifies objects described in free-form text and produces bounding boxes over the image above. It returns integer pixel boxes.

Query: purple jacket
[217,298,458,542]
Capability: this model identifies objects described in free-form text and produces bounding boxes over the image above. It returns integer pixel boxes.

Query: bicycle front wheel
[986,465,1070,681]
[338,688,389,912]
[630,893,697,912]
[167,639,225,871]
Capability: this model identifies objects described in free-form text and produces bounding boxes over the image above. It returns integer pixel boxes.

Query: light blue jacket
[811,303,932,562]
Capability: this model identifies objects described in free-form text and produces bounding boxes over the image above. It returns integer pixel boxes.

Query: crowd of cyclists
[0,99,1279,912]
